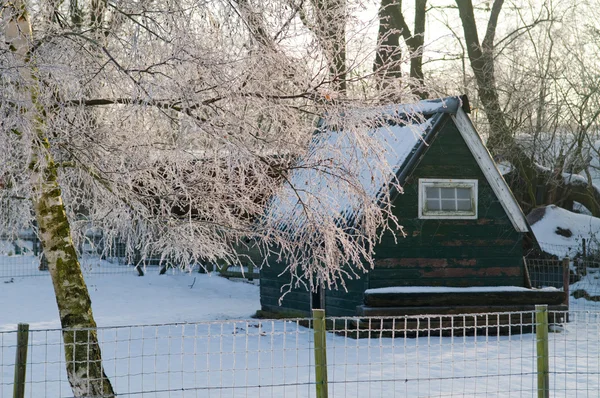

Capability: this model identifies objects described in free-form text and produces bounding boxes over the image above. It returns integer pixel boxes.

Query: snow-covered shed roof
[528,205,600,258]
[266,96,529,233]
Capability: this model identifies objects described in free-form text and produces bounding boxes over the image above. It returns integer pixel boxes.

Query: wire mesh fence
[1,234,262,281]
[0,255,43,279]
[0,234,161,279]
[2,309,600,397]
[525,257,569,290]
[536,240,600,261]
[0,255,143,280]
[0,254,261,281]
[1,319,317,398]
[525,256,600,310]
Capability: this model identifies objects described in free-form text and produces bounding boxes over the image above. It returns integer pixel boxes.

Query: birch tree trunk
[4,2,115,396]
[31,140,116,397]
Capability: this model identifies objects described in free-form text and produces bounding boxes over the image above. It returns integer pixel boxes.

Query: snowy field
[1,255,600,397]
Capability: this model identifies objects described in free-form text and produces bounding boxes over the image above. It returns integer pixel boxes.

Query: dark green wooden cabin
[261,96,563,318]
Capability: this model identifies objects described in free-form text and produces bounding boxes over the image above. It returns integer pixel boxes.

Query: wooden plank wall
[260,263,312,315]
[260,261,367,316]
[323,273,369,316]
[370,116,524,289]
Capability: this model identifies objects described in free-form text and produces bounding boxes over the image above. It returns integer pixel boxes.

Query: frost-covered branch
[0,0,419,283]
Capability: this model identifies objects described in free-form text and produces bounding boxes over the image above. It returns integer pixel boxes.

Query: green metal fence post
[536,305,549,398]
[312,309,328,398]
[13,323,29,398]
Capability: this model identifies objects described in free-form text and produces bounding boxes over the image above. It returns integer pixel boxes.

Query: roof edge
[451,108,529,233]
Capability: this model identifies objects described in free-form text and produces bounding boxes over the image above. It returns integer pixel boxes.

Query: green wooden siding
[323,273,368,316]
[260,263,367,317]
[260,260,311,315]
[370,116,524,289]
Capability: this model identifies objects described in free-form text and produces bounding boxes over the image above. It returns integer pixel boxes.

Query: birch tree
[0,0,418,395]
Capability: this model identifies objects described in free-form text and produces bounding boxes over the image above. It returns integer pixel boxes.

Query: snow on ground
[528,205,600,257]
[2,254,600,397]
[569,266,600,310]
[0,257,260,331]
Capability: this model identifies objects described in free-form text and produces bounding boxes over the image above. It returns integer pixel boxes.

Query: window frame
[418,178,478,219]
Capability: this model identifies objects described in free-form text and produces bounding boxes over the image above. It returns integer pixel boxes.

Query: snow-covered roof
[266,116,432,230]
[528,205,600,257]
[266,96,530,233]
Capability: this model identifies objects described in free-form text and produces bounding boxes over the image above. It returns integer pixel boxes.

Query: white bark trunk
[4,2,116,396]
[31,154,115,397]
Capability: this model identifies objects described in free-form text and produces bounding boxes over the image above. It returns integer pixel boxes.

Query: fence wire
[1,320,317,398]
[0,254,258,281]
[2,310,600,397]
[525,256,600,310]
[0,255,141,279]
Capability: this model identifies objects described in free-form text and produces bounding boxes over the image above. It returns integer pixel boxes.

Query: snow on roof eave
[365,285,559,294]
[342,118,436,227]
[451,108,529,233]
[385,111,446,203]
[377,95,468,121]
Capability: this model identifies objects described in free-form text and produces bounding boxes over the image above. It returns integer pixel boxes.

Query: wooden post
[247,263,254,281]
[219,263,230,277]
[536,305,549,398]
[523,257,532,289]
[13,323,29,398]
[562,257,570,305]
[312,309,328,398]
[582,238,587,258]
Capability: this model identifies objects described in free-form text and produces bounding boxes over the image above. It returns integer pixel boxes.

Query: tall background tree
[452,0,600,216]
[373,0,428,99]
[401,0,600,217]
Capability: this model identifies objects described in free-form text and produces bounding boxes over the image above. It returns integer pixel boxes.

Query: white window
[418,179,478,219]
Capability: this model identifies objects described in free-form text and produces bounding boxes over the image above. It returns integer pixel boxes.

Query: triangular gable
[451,107,529,232]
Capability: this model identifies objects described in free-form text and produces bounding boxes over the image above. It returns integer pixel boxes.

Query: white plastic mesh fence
[325,314,539,397]
[1,310,600,397]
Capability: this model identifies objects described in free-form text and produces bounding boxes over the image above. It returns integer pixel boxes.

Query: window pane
[456,188,471,199]
[440,199,456,211]
[426,187,440,199]
[456,199,472,211]
[426,199,441,210]
[421,181,477,217]
[440,187,455,199]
